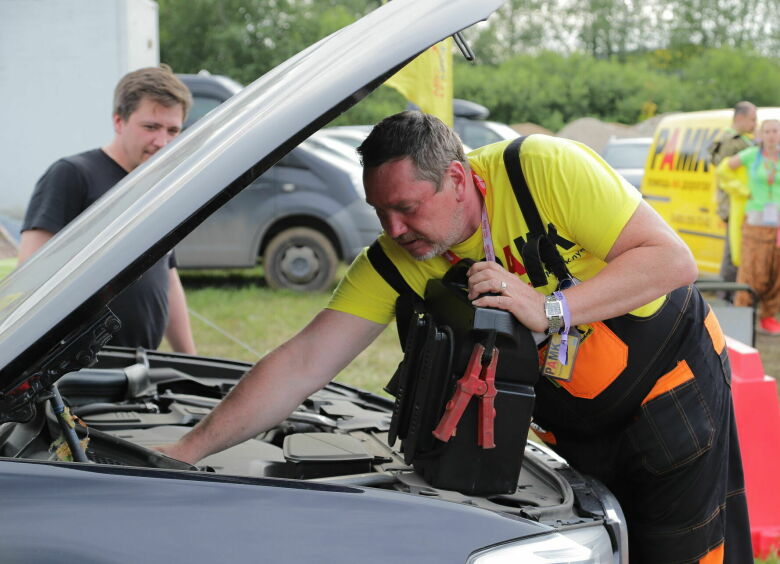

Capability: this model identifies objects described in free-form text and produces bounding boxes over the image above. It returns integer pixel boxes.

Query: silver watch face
[545,300,563,318]
[545,297,564,333]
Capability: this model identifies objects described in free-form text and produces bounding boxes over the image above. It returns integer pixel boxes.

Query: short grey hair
[357,111,467,190]
[734,101,756,118]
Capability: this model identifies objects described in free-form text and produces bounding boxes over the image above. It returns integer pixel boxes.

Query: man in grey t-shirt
[19,66,197,353]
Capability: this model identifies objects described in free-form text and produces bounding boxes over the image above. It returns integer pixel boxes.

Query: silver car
[176,75,380,292]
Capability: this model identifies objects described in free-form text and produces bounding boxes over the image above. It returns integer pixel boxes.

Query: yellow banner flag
[385,38,454,126]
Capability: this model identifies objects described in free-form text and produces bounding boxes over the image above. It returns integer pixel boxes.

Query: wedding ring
[500,281,507,291]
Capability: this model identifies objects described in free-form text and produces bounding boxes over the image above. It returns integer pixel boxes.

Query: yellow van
[641,108,780,274]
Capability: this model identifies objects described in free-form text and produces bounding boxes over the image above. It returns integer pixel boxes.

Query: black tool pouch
[386,260,539,495]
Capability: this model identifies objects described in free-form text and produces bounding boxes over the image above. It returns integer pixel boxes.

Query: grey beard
[413,241,450,261]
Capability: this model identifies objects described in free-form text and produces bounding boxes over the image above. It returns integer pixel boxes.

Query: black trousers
[536,288,753,563]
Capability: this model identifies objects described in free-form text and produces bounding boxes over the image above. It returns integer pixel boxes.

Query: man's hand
[467,261,548,332]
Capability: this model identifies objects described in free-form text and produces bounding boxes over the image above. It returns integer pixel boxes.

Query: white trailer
[0,0,159,221]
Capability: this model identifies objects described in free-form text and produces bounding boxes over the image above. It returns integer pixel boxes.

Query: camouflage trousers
[735,223,780,318]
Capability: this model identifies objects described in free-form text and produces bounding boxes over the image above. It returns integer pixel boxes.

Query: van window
[602,142,650,169]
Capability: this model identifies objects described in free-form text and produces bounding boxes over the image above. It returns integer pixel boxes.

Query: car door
[175,170,279,268]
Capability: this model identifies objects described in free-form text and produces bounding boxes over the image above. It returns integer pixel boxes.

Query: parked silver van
[175,73,381,291]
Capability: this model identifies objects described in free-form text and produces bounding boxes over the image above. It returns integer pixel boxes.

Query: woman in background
[722,118,780,335]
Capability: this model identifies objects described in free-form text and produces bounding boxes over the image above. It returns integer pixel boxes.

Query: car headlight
[467,526,613,564]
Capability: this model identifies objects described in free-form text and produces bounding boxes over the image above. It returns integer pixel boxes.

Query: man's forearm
[173,342,320,463]
[563,201,697,325]
[161,309,387,464]
[17,229,54,264]
[561,240,696,326]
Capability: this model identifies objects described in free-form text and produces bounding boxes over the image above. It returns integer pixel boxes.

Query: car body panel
[174,143,378,268]
[455,118,518,149]
[178,72,244,129]
[173,171,280,267]
[0,458,548,564]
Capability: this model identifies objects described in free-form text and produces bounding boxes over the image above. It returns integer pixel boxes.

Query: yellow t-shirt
[328,135,662,324]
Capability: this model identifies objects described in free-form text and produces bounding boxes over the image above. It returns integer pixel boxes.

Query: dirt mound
[509,122,555,137]
[513,114,674,153]
[557,114,674,152]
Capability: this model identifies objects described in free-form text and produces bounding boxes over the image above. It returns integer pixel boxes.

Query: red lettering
[659,129,678,171]
[503,245,526,275]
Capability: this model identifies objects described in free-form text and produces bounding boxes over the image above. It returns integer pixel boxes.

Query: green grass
[759,552,779,564]
[175,270,401,396]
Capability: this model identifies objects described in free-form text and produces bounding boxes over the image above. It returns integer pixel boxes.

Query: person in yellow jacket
[707,102,756,299]
[718,118,780,335]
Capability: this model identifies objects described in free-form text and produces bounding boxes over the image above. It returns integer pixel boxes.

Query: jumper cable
[432,342,498,448]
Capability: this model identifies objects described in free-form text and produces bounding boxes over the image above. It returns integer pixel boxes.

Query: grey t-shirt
[22,149,175,349]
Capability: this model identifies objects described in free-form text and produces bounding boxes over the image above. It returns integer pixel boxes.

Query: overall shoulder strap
[367,240,420,298]
[502,137,573,288]
[503,137,545,234]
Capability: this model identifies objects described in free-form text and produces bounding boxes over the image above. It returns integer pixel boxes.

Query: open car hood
[0,0,505,419]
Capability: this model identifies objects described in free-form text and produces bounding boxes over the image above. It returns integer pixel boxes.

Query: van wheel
[263,227,338,292]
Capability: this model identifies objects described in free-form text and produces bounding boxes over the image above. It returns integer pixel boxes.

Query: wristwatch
[544,294,564,334]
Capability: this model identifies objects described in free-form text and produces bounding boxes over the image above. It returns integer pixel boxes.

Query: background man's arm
[165,267,197,354]
[17,229,54,264]
[470,200,697,331]
[727,154,743,169]
[157,309,386,464]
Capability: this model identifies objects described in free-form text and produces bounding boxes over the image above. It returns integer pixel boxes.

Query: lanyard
[442,171,496,265]
[763,155,777,188]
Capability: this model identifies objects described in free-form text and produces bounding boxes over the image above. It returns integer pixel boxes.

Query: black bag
[382,259,539,495]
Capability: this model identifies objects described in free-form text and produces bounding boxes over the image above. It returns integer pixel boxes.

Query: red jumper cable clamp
[432,342,498,448]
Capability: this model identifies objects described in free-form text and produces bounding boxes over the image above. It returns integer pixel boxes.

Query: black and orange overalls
[504,137,753,563]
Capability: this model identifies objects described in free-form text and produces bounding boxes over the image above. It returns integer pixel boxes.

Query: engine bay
[0,346,616,531]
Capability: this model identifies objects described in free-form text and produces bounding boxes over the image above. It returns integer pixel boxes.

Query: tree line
[158,0,780,130]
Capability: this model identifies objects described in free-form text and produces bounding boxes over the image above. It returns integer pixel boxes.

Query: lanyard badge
[542,328,582,381]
